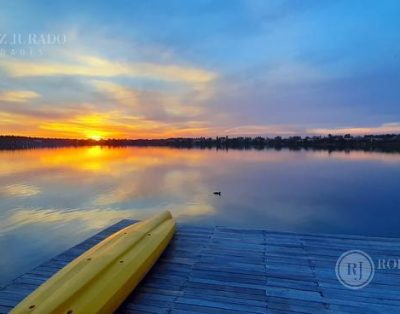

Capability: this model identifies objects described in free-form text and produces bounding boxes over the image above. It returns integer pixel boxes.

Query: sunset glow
[88,135,102,141]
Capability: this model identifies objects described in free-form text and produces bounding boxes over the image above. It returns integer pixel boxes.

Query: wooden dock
[1,220,400,313]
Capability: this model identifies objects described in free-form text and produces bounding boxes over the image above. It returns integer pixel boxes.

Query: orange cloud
[32,109,212,139]
[39,112,124,139]
[0,103,215,139]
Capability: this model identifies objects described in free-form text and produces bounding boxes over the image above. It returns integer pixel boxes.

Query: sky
[0,0,399,139]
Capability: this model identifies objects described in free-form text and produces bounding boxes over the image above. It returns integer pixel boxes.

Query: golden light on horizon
[89,134,102,141]
[83,127,109,141]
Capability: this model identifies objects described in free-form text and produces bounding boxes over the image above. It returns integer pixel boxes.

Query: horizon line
[1,133,400,141]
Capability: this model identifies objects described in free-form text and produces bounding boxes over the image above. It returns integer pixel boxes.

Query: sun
[88,134,102,141]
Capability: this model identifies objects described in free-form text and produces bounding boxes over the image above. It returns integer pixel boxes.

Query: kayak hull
[12,211,176,314]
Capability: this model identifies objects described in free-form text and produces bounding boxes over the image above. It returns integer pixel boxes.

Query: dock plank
[1,220,400,313]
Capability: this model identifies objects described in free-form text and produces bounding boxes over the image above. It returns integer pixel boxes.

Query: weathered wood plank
[1,219,399,314]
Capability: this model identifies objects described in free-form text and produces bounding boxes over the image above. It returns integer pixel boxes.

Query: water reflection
[1,146,400,285]
[0,184,41,198]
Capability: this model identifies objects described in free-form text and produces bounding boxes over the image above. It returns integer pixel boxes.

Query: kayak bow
[12,211,176,314]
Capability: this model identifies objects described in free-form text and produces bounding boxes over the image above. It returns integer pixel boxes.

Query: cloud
[0,51,218,138]
[35,109,213,139]
[0,207,141,233]
[38,112,125,139]
[91,78,213,123]
[0,90,40,103]
[0,184,41,198]
[0,55,216,83]
[308,122,400,135]
[91,80,139,108]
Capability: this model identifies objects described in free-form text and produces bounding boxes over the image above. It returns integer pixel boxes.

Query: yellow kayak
[12,211,176,314]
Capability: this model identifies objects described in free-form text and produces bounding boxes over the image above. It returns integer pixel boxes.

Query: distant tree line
[1,134,400,152]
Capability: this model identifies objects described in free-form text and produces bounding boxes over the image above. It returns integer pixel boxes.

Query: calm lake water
[0,146,400,285]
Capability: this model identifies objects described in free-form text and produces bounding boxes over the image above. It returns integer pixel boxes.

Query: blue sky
[0,0,399,138]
